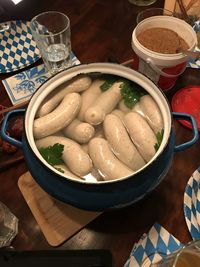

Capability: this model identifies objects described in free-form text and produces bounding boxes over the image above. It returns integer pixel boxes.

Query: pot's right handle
[1,109,25,148]
[173,112,199,152]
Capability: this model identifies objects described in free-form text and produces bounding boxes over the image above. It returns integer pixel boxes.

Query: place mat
[184,168,200,240]
[2,52,80,105]
[18,172,101,246]
[0,20,40,73]
[124,223,183,267]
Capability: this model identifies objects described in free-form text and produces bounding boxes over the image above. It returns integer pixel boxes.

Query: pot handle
[1,109,25,148]
[173,112,199,152]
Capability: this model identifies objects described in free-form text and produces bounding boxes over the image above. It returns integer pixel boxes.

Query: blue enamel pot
[1,63,199,211]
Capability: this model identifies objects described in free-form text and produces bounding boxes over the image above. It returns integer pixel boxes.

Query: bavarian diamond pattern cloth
[124,223,182,267]
[184,168,200,240]
[0,20,40,73]
[187,19,200,69]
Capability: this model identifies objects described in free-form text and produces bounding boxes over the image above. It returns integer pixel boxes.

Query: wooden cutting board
[18,172,101,247]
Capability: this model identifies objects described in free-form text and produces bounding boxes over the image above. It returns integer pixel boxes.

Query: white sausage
[78,79,104,121]
[56,164,98,183]
[124,112,157,162]
[81,143,89,154]
[83,167,104,182]
[84,81,123,125]
[62,118,95,144]
[111,109,125,123]
[33,93,81,139]
[36,136,93,177]
[119,100,131,113]
[132,102,144,116]
[37,75,92,117]
[88,137,133,180]
[119,100,144,117]
[54,164,81,180]
[104,114,146,171]
[119,96,163,134]
[139,95,164,134]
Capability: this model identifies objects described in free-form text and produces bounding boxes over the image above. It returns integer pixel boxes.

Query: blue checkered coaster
[0,20,41,73]
[2,52,80,105]
[124,223,183,267]
[184,168,200,240]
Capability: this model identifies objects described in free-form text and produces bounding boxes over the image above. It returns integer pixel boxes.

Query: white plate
[184,168,200,239]
[0,20,41,73]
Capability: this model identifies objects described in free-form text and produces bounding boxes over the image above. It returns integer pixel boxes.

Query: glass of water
[30,11,72,75]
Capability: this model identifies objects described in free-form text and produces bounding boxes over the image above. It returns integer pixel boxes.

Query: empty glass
[136,8,174,24]
[0,201,18,248]
[128,0,157,6]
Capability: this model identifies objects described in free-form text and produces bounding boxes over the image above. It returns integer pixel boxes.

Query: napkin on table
[124,223,183,267]
[187,19,200,69]
[2,52,80,105]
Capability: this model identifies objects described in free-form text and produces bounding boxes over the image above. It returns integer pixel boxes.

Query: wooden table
[0,1,200,266]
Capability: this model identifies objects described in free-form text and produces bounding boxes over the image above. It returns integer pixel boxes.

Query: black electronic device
[0,249,112,267]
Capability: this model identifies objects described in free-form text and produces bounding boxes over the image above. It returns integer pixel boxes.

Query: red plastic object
[171,86,200,131]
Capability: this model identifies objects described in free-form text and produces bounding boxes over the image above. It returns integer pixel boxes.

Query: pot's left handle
[1,109,25,148]
[173,112,199,152]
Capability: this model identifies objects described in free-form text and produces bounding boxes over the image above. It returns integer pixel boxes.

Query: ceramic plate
[0,20,41,73]
[184,168,200,240]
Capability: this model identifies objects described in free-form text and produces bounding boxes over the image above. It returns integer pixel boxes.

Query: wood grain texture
[18,172,101,247]
[1,1,200,267]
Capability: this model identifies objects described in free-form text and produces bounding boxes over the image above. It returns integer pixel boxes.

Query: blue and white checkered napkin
[187,57,200,69]
[124,223,183,267]
[0,20,41,73]
[184,168,200,240]
[187,20,200,69]
[2,52,80,105]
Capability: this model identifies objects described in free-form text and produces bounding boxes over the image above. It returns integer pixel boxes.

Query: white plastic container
[131,16,197,92]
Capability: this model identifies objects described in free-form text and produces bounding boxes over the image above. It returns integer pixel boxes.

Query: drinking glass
[0,6,10,32]
[128,0,157,6]
[0,201,18,248]
[30,11,72,75]
[136,8,175,24]
[142,239,200,266]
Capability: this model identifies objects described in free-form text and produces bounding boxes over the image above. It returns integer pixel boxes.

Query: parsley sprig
[100,74,146,108]
[100,74,119,91]
[120,81,146,109]
[39,143,64,173]
[154,129,164,152]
